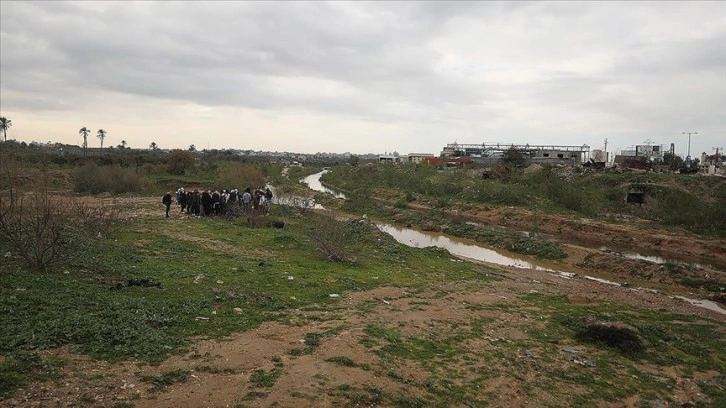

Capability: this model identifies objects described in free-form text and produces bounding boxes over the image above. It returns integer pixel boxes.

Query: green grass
[0,351,65,398]
[0,204,493,398]
[249,368,282,388]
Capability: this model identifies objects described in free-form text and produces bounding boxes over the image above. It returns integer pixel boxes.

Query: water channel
[299,170,726,315]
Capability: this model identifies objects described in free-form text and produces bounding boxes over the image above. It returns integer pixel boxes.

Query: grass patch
[0,351,65,399]
[249,368,282,388]
[324,356,370,370]
[140,369,190,393]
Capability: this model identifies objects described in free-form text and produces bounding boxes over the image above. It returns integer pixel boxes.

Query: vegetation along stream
[303,170,726,315]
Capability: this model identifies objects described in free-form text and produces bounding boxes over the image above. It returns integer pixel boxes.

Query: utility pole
[714,147,723,166]
[682,131,697,157]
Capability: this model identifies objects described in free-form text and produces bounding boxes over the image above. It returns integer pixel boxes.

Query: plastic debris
[562,347,578,354]
[195,317,209,320]
[216,280,223,284]
[193,274,204,284]
[287,276,294,280]
[571,357,596,367]
[233,307,243,313]
[329,293,340,298]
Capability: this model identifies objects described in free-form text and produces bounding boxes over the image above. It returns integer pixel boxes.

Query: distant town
[2,138,724,176]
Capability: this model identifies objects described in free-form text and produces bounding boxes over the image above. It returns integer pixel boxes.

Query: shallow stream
[300,170,725,315]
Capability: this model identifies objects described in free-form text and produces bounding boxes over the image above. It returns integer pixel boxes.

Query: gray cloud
[1,1,723,155]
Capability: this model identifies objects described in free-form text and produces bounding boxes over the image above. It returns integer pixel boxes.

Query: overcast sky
[1,1,724,156]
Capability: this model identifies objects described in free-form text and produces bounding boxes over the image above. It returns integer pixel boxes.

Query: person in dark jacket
[162,191,173,218]
[191,190,201,216]
[201,190,212,216]
[211,190,221,215]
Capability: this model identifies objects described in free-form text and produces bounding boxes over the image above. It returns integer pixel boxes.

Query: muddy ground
[4,196,725,407]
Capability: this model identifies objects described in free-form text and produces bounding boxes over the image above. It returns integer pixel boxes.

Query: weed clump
[141,369,190,393]
[575,324,644,356]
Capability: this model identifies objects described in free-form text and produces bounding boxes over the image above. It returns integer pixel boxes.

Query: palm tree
[79,127,90,156]
[120,140,127,149]
[97,129,107,150]
[0,116,12,142]
[150,142,158,151]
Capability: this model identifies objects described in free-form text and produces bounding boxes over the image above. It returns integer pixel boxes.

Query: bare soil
[6,264,723,408]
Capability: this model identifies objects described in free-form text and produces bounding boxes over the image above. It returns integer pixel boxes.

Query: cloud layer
[1,1,724,155]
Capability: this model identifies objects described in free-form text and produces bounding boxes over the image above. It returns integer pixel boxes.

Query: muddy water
[377,224,566,273]
[300,170,726,315]
[301,171,347,199]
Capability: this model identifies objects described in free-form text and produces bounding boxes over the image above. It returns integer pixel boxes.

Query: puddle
[301,170,347,199]
[673,296,726,315]
[377,224,559,272]
[599,247,714,271]
[584,276,621,286]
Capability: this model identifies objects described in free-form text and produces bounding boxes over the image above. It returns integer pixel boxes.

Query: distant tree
[97,129,107,150]
[119,140,127,149]
[150,142,158,151]
[1,116,12,142]
[166,150,195,175]
[188,144,196,152]
[501,147,529,167]
[348,154,360,166]
[79,127,91,156]
[662,152,684,171]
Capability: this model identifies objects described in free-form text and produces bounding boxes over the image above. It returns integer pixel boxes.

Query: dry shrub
[1,158,119,270]
[304,212,366,264]
[74,163,148,194]
[216,162,265,190]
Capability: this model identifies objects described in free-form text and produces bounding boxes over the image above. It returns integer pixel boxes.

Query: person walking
[242,188,252,214]
[162,191,173,218]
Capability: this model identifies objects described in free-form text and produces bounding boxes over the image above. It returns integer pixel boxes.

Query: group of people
[162,187,273,218]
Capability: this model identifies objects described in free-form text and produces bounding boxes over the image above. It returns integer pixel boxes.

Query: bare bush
[1,159,118,270]
[0,189,71,270]
[74,198,120,239]
[304,212,366,264]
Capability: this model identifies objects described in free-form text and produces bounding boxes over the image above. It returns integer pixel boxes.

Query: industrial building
[440,142,590,166]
